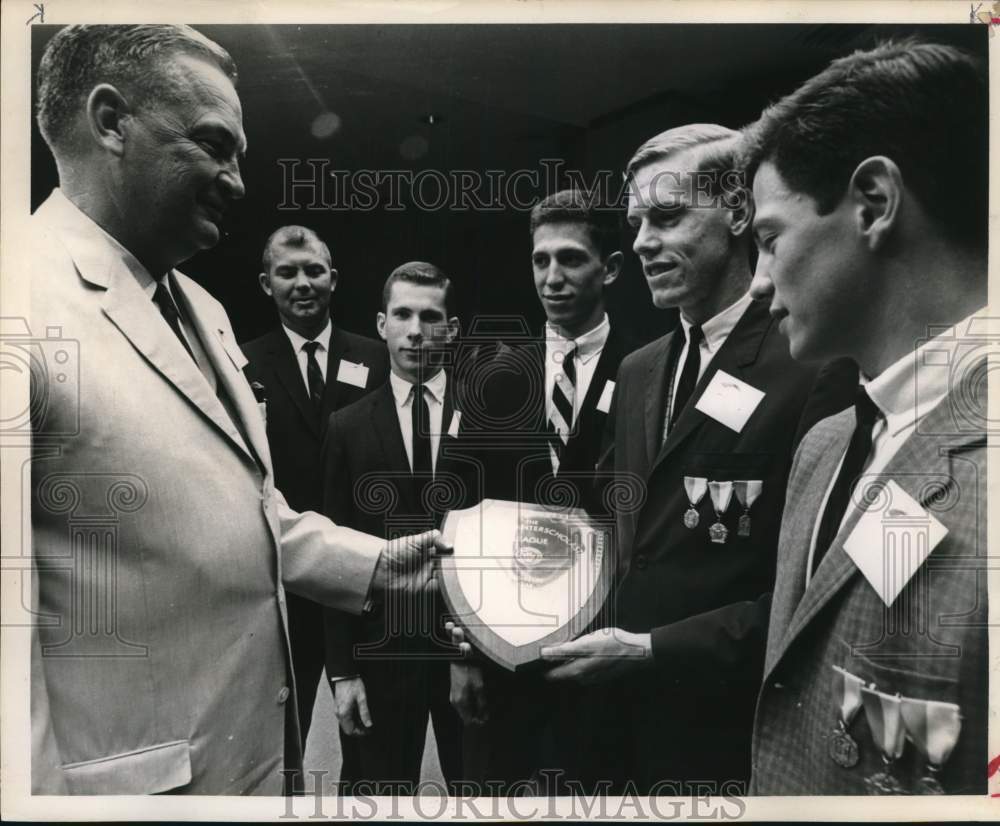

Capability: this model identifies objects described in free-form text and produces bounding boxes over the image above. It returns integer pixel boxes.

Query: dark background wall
[30,23,987,347]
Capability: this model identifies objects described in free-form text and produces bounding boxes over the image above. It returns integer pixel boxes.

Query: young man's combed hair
[529,189,621,260]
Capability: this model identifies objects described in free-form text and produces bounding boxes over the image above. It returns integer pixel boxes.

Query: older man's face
[123,53,247,269]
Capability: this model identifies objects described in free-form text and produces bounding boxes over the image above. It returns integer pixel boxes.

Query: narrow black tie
[411,385,433,479]
[670,323,703,425]
[302,340,325,412]
[811,387,882,575]
[152,280,196,363]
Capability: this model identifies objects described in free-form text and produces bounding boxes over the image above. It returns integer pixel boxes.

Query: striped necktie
[548,342,576,466]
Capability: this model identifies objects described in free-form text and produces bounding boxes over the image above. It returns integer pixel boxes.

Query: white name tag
[448,410,462,438]
[596,380,615,414]
[843,479,948,607]
[694,369,765,432]
[336,359,370,389]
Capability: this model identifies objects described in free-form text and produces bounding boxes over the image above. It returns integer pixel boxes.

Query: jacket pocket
[62,739,191,795]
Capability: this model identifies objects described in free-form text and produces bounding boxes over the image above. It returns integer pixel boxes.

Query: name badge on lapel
[336,359,370,389]
[596,380,615,414]
[694,370,765,433]
[842,479,948,607]
[448,410,462,439]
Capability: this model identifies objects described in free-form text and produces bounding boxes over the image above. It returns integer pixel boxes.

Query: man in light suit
[541,125,844,794]
[243,226,389,742]
[743,41,988,795]
[322,262,472,794]
[29,24,443,795]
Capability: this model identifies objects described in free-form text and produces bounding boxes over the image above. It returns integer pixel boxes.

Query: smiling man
[540,124,842,795]
[243,225,388,745]
[28,25,445,795]
[743,41,988,795]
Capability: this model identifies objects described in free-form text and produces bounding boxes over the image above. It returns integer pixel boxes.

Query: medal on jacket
[828,666,865,768]
[860,686,907,794]
[707,481,733,544]
[900,696,962,795]
[683,476,708,529]
[733,480,763,538]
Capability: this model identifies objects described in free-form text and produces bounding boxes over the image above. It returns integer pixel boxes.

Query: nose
[219,160,245,200]
[292,270,312,291]
[406,316,423,341]
[632,219,658,258]
[543,262,565,289]
[749,262,774,302]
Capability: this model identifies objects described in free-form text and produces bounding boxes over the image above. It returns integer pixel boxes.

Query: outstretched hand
[540,627,653,685]
[371,529,452,597]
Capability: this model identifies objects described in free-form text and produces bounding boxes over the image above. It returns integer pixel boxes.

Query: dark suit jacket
[242,325,389,513]
[322,377,481,679]
[752,365,987,795]
[597,298,830,789]
[476,326,638,510]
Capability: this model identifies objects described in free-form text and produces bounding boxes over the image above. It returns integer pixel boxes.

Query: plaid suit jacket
[751,364,988,794]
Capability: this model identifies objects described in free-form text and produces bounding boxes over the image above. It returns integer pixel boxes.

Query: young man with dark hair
[743,40,988,795]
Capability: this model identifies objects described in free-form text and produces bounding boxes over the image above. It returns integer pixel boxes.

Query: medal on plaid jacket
[860,686,907,794]
[900,696,962,795]
[683,476,708,529]
[828,665,865,768]
[733,480,763,538]
[707,480,732,544]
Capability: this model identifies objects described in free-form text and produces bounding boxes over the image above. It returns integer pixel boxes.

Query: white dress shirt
[389,368,448,474]
[804,308,985,584]
[666,292,753,427]
[282,319,333,390]
[544,314,611,471]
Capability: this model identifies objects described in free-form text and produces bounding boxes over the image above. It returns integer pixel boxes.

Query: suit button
[635,554,647,570]
[277,686,290,704]
[773,681,784,690]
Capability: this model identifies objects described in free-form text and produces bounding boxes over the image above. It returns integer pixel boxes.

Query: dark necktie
[670,323,703,426]
[549,343,577,464]
[302,340,325,412]
[811,387,882,576]
[152,280,196,363]
[411,384,433,478]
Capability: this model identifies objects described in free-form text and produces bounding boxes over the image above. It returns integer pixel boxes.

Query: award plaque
[438,499,614,671]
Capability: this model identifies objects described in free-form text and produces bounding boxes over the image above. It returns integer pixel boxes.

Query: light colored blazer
[751,375,987,794]
[29,191,383,795]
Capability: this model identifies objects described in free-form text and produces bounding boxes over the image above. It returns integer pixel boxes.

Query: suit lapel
[650,300,772,476]
[268,331,320,436]
[371,383,417,512]
[642,334,674,469]
[769,385,984,674]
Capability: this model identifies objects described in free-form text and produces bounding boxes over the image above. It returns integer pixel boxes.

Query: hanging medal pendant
[865,759,904,795]
[709,520,728,544]
[682,477,708,530]
[733,480,762,539]
[707,481,733,545]
[737,512,751,538]
[828,721,859,768]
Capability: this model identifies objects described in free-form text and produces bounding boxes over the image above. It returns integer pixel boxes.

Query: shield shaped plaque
[438,499,613,671]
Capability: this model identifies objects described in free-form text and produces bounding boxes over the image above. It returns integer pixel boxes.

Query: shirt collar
[282,319,333,355]
[389,367,447,407]
[680,292,752,352]
[47,189,161,297]
[862,307,985,437]
[544,313,610,366]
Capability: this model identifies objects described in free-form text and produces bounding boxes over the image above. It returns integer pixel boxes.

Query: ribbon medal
[683,476,708,529]
[707,480,733,544]
[828,666,865,768]
[860,686,907,794]
[733,480,763,538]
[900,696,962,795]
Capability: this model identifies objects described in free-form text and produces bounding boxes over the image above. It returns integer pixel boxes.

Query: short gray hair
[36,24,237,156]
[261,225,332,272]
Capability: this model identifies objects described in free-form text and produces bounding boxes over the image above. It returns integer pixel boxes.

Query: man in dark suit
[243,225,388,742]
[321,262,471,794]
[542,125,834,794]
[451,189,638,791]
[743,41,987,795]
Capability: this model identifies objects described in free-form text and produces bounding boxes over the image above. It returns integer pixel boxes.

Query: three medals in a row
[829,664,962,794]
[683,476,762,543]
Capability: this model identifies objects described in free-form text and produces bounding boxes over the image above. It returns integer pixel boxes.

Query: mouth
[542,294,573,305]
[643,261,679,279]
